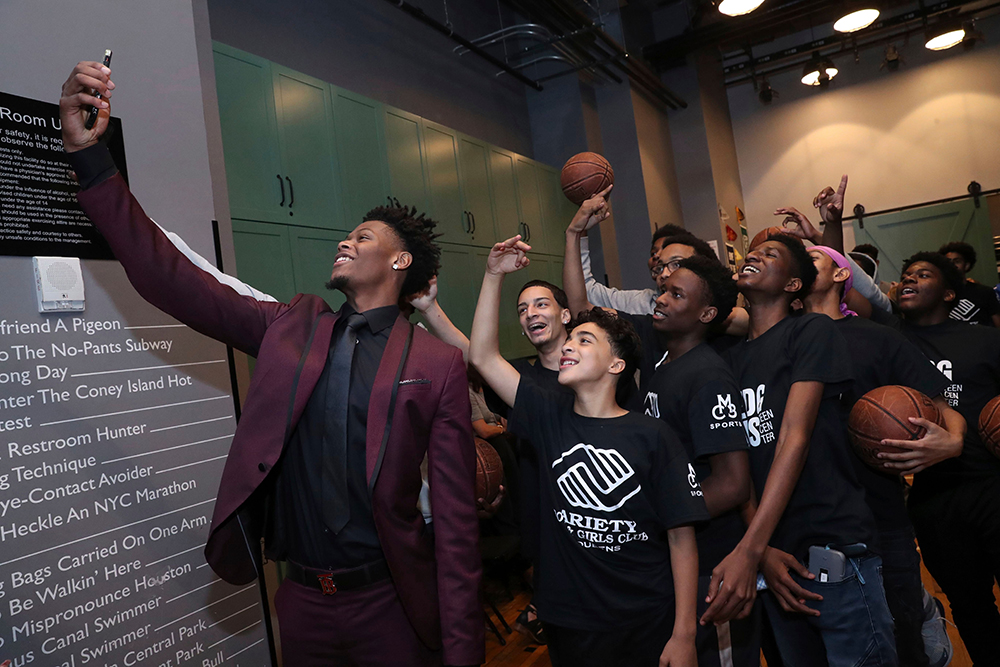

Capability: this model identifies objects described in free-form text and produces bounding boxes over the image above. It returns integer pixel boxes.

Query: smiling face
[652,268,715,334]
[557,322,625,388]
[518,286,570,350]
[737,240,800,298]
[654,243,697,292]
[897,260,955,316]
[328,220,409,296]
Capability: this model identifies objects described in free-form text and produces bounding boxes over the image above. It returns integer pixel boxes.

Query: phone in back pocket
[808,546,847,583]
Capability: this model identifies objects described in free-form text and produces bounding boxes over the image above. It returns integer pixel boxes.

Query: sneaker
[515,603,547,644]
[921,587,953,667]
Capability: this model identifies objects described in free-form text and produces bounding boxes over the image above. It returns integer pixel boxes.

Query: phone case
[808,546,848,583]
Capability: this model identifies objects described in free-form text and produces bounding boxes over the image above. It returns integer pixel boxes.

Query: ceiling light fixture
[834,7,880,33]
[925,18,966,50]
[801,53,838,87]
[718,0,765,17]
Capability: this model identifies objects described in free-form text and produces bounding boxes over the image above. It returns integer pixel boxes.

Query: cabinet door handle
[461,211,470,233]
[277,175,285,207]
[524,222,531,242]
[286,176,294,210]
[469,212,476,234]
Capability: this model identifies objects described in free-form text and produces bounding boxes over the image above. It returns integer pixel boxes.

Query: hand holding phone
[84,49,113,130]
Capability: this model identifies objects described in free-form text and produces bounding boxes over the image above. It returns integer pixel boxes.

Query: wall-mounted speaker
[32,257,85,313]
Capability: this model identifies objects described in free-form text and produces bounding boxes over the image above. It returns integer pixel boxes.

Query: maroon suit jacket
[78,174,485,665]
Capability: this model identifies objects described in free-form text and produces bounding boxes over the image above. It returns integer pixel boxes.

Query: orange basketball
[978,395,1000,458]
[749,226,786,251]
[848,385,943,471]
[561,152,614,206]
[475,437,504,504]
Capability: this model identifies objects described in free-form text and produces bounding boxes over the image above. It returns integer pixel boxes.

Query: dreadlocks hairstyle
[363,198,442,297]
[766,233,818,299]
[569,307,642,389]
[902,252,964,294]
[658,233,719,263]
[652,223,687,245]
[677,255,738,325]
[938,241,977,270]
[518,280,569,310]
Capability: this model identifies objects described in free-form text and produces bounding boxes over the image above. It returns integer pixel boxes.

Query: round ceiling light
[718,0,766,17]
[834,8,880,33]
[925,26,966,50]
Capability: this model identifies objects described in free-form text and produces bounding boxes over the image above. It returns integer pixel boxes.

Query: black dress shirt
[266,303,399,569]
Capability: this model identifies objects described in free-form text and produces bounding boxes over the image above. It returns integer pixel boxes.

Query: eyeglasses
[651,259,683,277]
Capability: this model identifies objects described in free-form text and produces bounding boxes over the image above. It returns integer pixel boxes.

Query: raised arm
[410,277,470,362]
[469,237,531,407]
[564,187,612,317]
[61,61,284,356]
[580,236,658,314]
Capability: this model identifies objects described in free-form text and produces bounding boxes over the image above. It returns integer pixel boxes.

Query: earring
[392,263,399,270]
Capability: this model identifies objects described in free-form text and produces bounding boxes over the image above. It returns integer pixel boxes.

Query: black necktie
[322,312,365,534]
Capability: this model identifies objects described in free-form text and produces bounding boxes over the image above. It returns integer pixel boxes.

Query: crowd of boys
[59,60,1000,667]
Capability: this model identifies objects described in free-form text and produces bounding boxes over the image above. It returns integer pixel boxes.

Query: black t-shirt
[644,343,749,575]
[902,319,1000,493]
[950,280,1000,327]
[615,311,668,404]
[510,377,709,630]
[833,316,950,531]
[724,313,875,561]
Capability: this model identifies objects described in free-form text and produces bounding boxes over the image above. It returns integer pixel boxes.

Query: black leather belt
[285,559,391,595]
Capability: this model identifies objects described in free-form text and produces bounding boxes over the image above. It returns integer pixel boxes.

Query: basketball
[978,395,1000,458]
[749,226,786,251]
[475,437,504,504]
[848,385,943,470]
[561,152,614,206]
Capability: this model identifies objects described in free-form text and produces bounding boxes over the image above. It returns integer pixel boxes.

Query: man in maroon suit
[60,61,483,667]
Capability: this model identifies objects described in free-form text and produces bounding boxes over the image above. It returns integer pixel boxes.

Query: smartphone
[85,49,113,130]
[808,545,847,583]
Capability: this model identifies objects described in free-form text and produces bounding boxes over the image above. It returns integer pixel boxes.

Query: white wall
[728,15,1000,240]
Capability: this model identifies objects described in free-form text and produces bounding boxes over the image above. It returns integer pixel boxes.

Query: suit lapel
[287,312,337,438]
[366,315,412,489]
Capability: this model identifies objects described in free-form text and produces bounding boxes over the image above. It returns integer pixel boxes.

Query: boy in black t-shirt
[470,235,709,667]
[704,233,896,667]
[791,244,965,666]
[939,241,1000,327]
[897,251,1000,665]
[645,255,761,667]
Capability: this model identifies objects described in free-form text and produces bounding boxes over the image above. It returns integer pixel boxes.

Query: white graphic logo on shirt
[686,463,703,497]
[712,393,739,420]
[740,383,776,447]
[949,299,980,323]
[643,392,660,419]
[932,359,962,407]
[552,443,641,512]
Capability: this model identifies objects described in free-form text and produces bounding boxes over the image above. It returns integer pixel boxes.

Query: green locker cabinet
[231,220,297,304]
[384,107,429,211]
[489,148,522,242]
[421,120,468,245]
[332,88,390,228]
[457,136,499,248]
[537,165,571,256]
[271,65,342,229]
[288,227,349,311]
[213,45,283,223]
[433,244,493,345]
[514,157,546,253]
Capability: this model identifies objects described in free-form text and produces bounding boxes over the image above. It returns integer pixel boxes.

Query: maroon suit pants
[274,577,442,667]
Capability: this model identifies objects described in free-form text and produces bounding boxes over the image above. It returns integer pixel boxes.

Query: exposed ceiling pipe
[383,0,543,90]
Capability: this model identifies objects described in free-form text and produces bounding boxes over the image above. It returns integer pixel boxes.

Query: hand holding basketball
[848,385,945,473]
[567,184,613,234]
[877,415,963,474]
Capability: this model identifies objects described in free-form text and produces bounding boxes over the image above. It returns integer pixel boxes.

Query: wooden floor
[482,560,1000,667]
